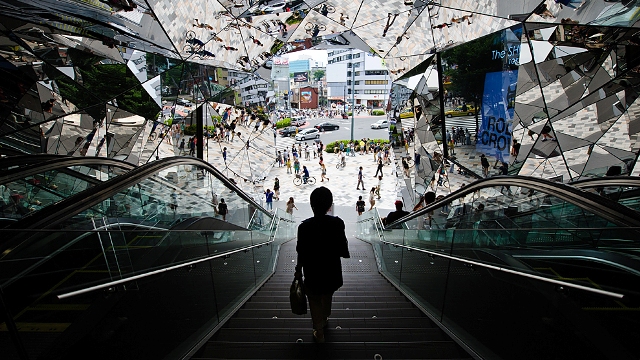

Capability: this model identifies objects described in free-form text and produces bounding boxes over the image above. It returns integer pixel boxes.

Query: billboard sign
[294,72,309,82]
[301,90,312,103]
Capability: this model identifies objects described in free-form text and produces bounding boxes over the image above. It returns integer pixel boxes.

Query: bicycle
[293,174,316,186]
[336,160,346,169]
[305,23,326,31]
[317,4,335,14]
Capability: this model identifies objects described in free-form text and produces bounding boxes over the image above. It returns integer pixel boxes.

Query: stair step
[250,295,407,303]
[242,301,415,310]
[213,327,447,342]
[192,240,471,359]
[257,290,401,297]
[194,341,470,359]
[233,308,426,319]
[260,281,396,293]
[223,317,437,330]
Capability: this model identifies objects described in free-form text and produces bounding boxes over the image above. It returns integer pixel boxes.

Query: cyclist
[302,165,310,184]
[340,151,346,167]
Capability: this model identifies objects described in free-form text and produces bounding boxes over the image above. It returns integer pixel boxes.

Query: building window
[355,81,360,85]
[365,70,389,76]
[364,89,386,94]
[365,80,389,85]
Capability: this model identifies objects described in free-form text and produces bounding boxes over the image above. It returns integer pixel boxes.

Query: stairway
[192,238,472,359]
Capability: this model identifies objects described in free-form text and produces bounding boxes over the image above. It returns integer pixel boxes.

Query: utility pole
[350,60,356,141]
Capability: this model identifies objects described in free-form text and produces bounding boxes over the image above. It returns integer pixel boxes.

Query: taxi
[444,105,478,117]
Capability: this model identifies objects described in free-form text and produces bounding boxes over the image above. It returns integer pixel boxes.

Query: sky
[284,49,328,66]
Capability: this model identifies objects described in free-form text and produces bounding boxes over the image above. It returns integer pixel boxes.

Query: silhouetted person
[296,187,350,343]
[384,200,410,227]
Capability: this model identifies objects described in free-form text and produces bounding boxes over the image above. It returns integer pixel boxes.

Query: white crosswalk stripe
[444,115,478,135]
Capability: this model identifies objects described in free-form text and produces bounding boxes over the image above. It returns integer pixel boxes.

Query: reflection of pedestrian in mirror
[249,35,263,46]
[382,13,398,37]
[339,13,348,26]
[540,125,556,141]
[193,19,213,30]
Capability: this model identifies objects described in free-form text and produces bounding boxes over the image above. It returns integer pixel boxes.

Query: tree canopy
[312,69,325,82]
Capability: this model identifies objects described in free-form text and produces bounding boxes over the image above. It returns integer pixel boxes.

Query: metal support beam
[437,52,448,158]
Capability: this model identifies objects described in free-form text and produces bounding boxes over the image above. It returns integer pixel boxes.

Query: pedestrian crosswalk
[444,115,478,135]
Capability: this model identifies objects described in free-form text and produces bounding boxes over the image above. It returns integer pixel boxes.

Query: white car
[371,119,389,129]
[259,1,286,12]
[176,98,192,107]
[291,116,306,126]
[295,128,320,141]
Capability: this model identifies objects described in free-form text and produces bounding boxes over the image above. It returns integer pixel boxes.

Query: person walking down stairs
[296,187,350,343]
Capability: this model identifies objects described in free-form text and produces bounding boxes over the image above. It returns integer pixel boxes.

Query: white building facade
[230,71,272,106]
[326,49,390,109]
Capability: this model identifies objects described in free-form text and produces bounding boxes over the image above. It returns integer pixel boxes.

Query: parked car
[444,105,478,117]
[279,126,298,137]
[314,122,339,131]
[291,116,306,126]
[295,128,320,141]
[371,119,389,129]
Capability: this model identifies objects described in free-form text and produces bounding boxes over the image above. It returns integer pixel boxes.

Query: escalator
[3,156,640,359]
[571,176,640,213]
[0,155,135,223]
[357,175,640,359]
[0,156,292,360]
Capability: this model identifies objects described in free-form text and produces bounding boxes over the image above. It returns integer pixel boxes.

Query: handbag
[289,266,307,315]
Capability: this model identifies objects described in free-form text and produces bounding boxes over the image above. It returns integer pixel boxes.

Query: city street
[278,115,391,146]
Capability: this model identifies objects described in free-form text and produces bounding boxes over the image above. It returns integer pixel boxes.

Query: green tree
[313,69,325,82]
[441,34,502,132]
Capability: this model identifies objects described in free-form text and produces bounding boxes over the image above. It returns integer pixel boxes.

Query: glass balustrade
[0,212,297,360]
[1,163,127,221]
[356,183,640,359]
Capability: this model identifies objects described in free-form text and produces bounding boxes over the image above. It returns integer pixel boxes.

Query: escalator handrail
[5,156,272,231]
[56,237,276,300]
[373,235,626,299]
[0,156,135,185]
[385,175,640,230]
[570,175,640,189]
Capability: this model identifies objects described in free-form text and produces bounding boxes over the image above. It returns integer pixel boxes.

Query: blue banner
[477,70,518,164]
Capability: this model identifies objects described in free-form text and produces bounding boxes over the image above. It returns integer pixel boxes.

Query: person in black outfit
[296,187,350,343]
[480,154,490,177]
[383,200,410,227]
[374,158,384,178]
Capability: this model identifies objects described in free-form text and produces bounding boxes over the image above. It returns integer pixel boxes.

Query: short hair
[310,186,333,215]
[425,191,436,203]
